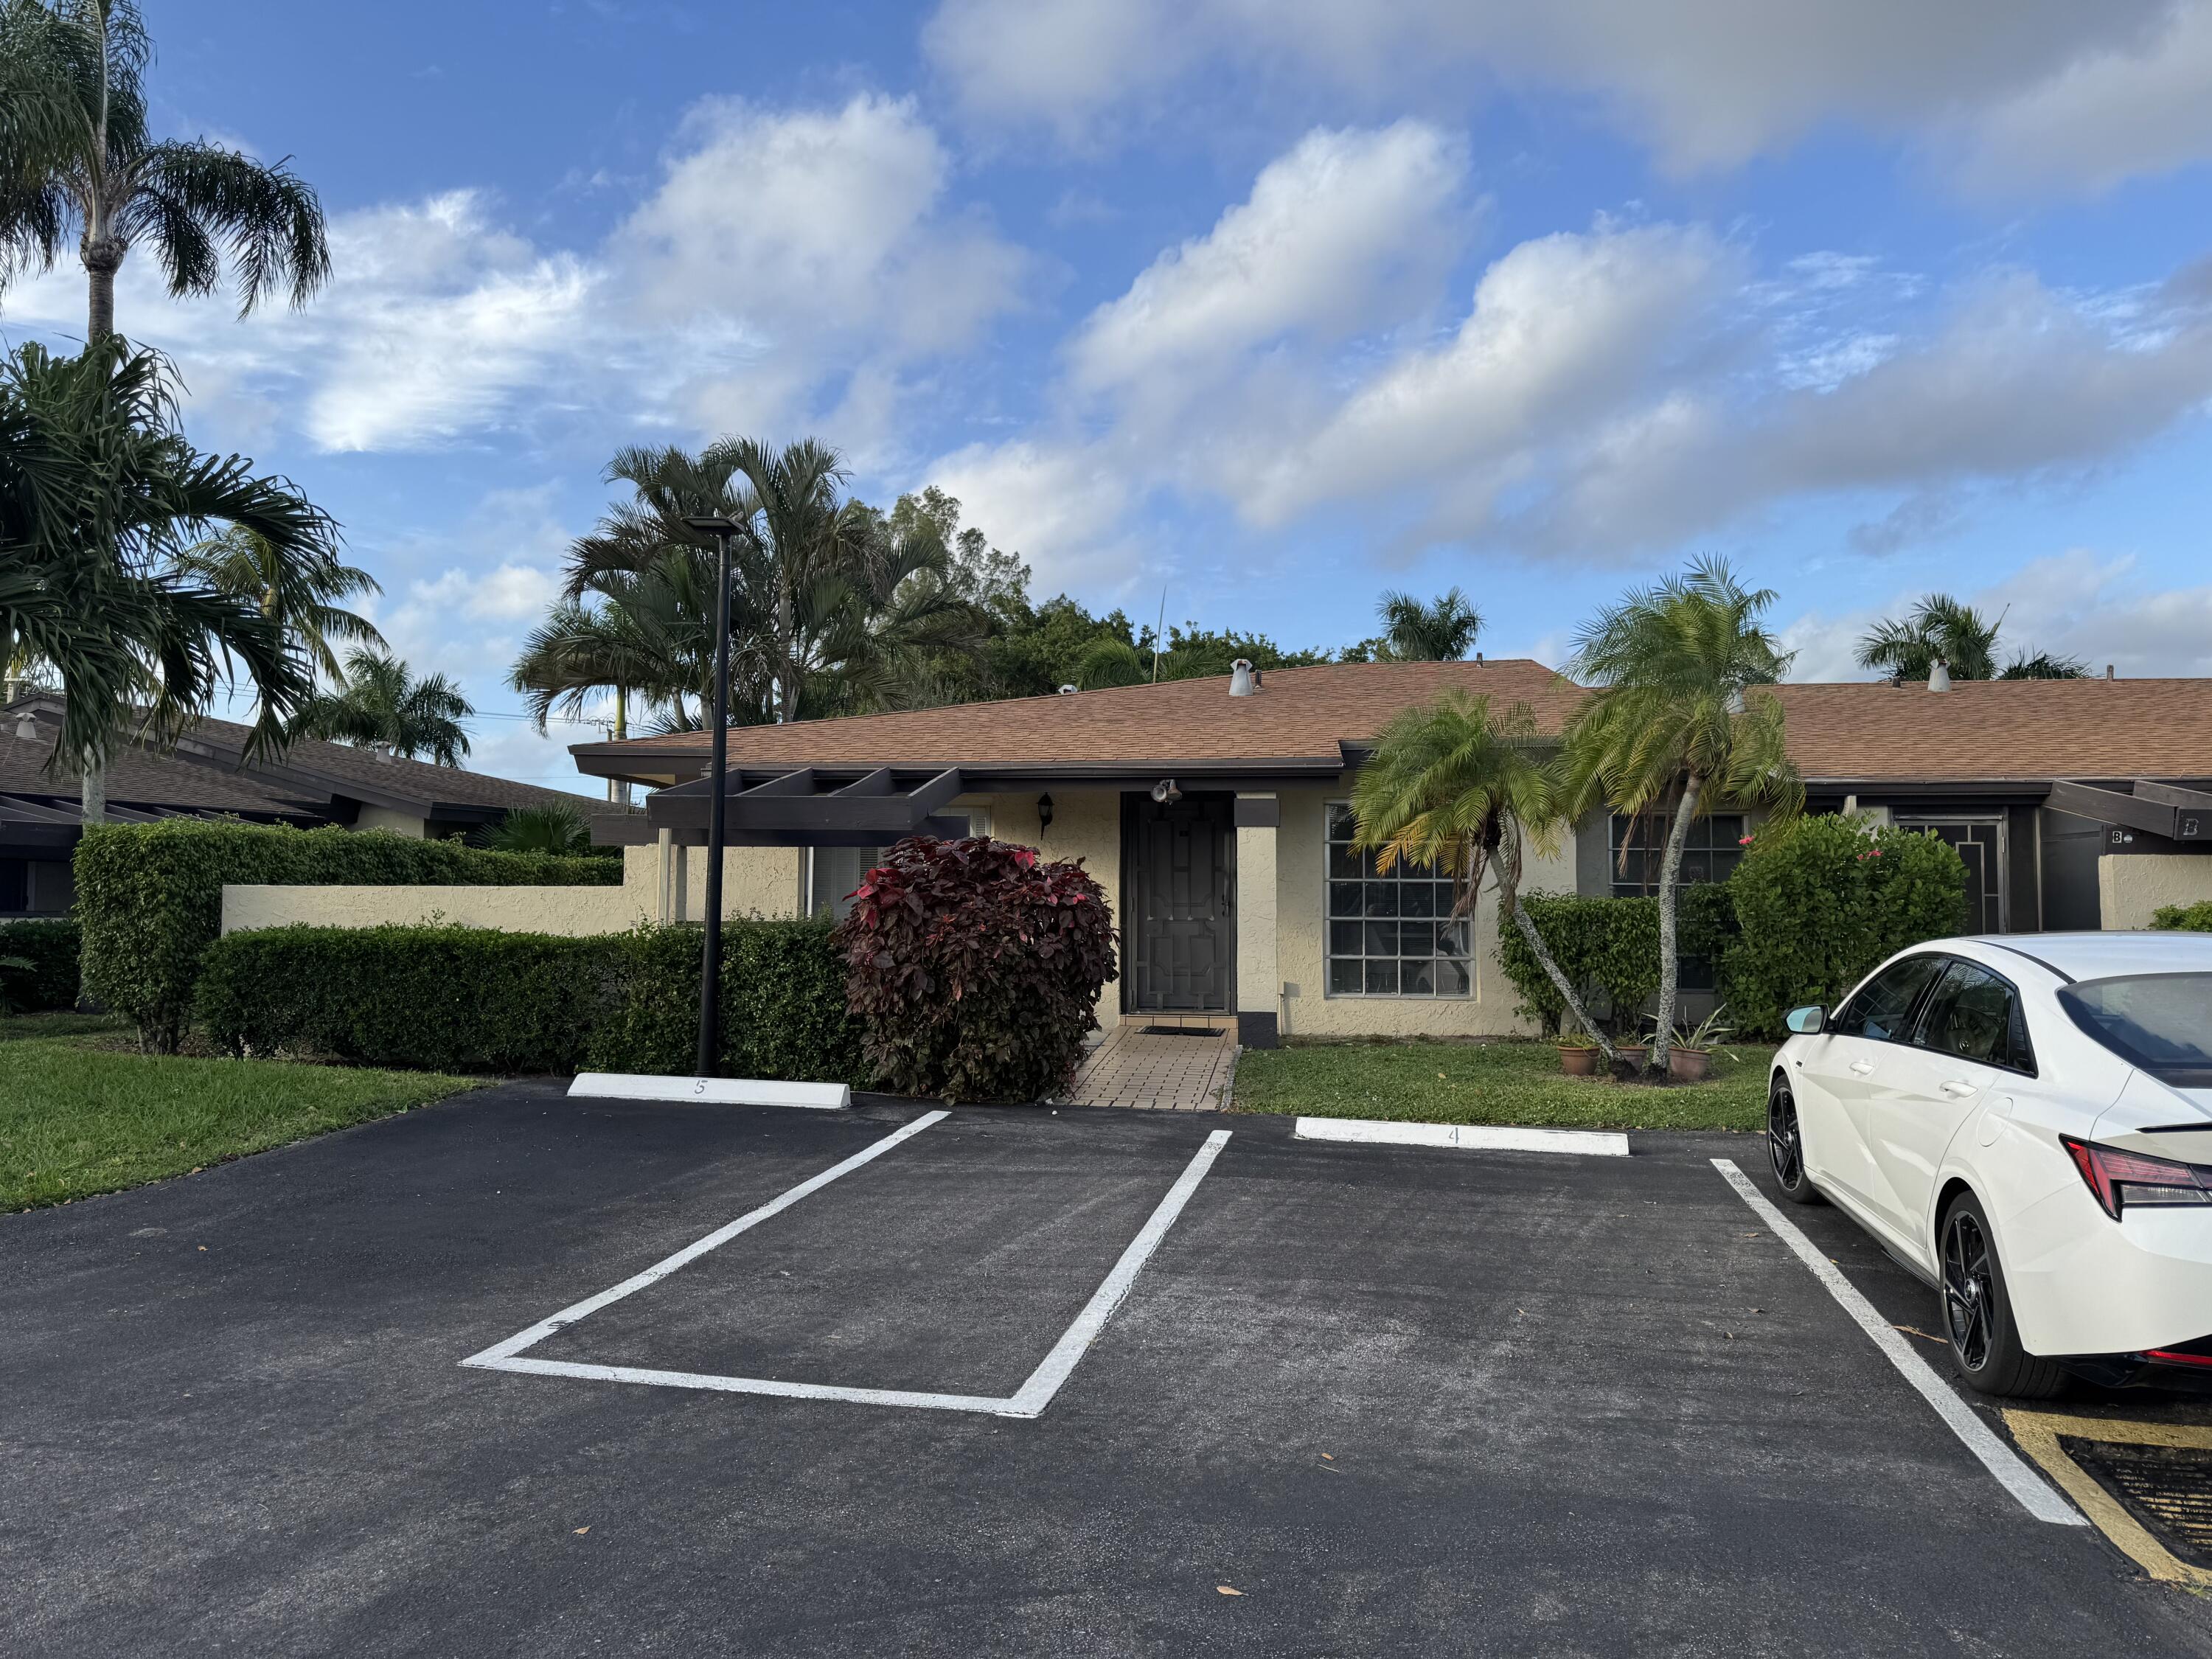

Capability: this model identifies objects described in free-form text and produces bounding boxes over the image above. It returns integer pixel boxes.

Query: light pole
[684,513,740,1077]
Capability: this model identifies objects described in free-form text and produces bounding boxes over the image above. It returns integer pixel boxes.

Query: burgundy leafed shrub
[835,836,1118,1103]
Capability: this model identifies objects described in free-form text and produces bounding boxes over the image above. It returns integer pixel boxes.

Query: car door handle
[1939,1079,1978,1098]
[1848,1060,1875,1075]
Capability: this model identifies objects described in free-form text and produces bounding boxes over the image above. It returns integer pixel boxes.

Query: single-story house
[1,691,608,919]
[562,661,2212,1048]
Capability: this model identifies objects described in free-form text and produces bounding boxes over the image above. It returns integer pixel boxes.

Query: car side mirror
[1784,1005,1826,1035]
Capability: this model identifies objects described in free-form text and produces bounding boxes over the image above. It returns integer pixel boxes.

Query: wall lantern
[1150,778,1183,805]
[1037,793,1054,834]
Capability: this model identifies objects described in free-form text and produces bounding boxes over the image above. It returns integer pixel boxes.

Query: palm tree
[0,337,333,810]
[1856,594,2085,683]
[1376,588,1483,661]
[1562,557,1801,1073]
[1,0,331,820]
[0,1,330,342]
[1352,694,1618,1065]
[294,648,473,765]
[472,802,593,856]
[173,524,382,679]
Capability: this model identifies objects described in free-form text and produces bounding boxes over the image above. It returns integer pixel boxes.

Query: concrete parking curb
[1293,1117,1631,1156]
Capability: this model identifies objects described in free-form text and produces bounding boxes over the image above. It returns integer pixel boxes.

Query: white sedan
[1767,931,2212,1397]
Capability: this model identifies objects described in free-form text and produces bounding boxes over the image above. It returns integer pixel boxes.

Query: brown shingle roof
[574,659,1583,776]
[572,663,2212,788]
[1769,678,2212,783]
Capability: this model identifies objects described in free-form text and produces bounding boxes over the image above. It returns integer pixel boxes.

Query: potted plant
[1557,1029,1601,1077]
[1666,1005,1736,1082]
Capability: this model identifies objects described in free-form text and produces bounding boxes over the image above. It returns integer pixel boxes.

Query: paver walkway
[1062,1022,1237,1110]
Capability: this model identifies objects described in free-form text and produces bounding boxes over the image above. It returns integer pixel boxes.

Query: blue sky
[7,1,2212,796]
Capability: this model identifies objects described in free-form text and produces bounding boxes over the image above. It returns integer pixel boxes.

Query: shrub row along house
[482,658,2212,1049]
[0,691,598,918]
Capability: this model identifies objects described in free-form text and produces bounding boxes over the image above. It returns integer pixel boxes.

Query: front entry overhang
[600,765,975,847]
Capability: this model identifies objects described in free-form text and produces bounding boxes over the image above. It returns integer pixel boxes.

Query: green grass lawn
[1233,1038,1775,1132]
[0,1037,480,1211]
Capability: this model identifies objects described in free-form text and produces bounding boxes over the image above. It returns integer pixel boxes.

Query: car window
[1913,961,2030,1072]
[2060,973,2212,1086]
[1831,955,1945,1042]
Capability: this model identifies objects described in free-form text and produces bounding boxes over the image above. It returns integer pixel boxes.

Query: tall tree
[0,337,333,801]
[0,1,329,339]
[1374,588,1484,661]
[1352,694,1619,1065]
[294,648,473,766]
[1856,594,2085,682]
[0,0,331,818]
[1562,557,1801,1072]
[173,523,382,679]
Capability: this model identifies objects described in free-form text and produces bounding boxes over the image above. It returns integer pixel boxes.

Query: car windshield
[2059,974,2212,1085]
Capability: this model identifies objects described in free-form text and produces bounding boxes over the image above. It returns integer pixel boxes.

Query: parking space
[6,1082,2211,1656]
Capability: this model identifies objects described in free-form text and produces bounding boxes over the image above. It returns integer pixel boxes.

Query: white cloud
[1067,122,1470,395]
[924,437,1145,590]
[0,95,1026,458]
[925,0,2212,192]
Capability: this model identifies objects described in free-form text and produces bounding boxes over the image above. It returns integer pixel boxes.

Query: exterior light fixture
[1037,793,1054,834]
[681,513,742,1079]
[1151,778,1182,805]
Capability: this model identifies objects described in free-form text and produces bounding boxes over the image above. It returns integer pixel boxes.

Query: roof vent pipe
[1928,658,1952,693]
[1229,658,1258,697]
[2106,664,2115,681]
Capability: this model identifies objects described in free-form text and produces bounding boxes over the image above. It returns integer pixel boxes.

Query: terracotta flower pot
[1613,1045,1649,1074]
[1557,1045,1599,1077]
[1667,1046,1711,1082]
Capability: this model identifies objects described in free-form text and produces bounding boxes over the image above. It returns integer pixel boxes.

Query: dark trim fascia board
[650,816,973,849]
[647,768,967,834]
[2133,779,2212,815]
[2047,779,2210,842]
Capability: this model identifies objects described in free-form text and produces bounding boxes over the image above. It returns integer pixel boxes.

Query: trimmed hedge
[0,918,80,1012]
[1495,892,1661,1036]
[2152,900,2212,932]
[196,925,622,1072]
[77,820,618,1051]
[195,918,863,1081]
[585,917,866,1083]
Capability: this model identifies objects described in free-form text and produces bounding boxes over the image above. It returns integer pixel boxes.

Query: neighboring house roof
[1,695,591,830]
[1767,678,2212,785]
[570,661,2212,795]
[572,659,1582,784]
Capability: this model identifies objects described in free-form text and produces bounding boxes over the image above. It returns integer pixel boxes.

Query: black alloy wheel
[1941,1208,1997,1372]
[1935,1192,2067,1399]
[1767,1077,1820,1204]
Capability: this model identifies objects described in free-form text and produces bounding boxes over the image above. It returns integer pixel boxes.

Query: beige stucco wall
[1270,784,1564,1039]
[650,840,804,921]
[221,883,650,936]
[2098,854,2212,928]
[1237,799,1279,1019]
[352,804,427,838]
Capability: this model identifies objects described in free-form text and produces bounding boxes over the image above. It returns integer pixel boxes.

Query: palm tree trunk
[1494,823,1617,1065]
[87,262,117,340]
[1649,771,1705,1072]
[80,756,106,825]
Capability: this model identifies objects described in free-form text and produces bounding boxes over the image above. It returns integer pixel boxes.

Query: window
[1324,804,1472,997]
[0,858,24,914]
[1913,961,2032,1074]
[808,846,886,922]
[1831,954,1944,1043]
[1608,812,1745,990]
[2060,974,2212,1087]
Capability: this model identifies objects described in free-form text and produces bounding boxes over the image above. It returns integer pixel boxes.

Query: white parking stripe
[1710,1158,2084,1528]
[461,1116,1230,1419]
[462,1110,950,1369]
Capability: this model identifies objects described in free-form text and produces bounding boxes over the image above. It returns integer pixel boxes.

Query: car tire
[1938,1192,2067,1400]
[1767,1076,1823,1206]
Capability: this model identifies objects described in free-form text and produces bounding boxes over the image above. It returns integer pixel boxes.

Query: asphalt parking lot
[7,1082,2211,1657]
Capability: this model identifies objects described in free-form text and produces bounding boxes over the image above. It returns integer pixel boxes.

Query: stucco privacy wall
[2098,854,2212,928]
[1272,785,1565,1038]
[221,882,650,936]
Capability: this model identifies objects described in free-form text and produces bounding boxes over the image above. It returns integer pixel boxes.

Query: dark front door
[1123,793,1235,1012]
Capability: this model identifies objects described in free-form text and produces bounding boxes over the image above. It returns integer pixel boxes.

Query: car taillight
[2060,1135,2212,1219]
